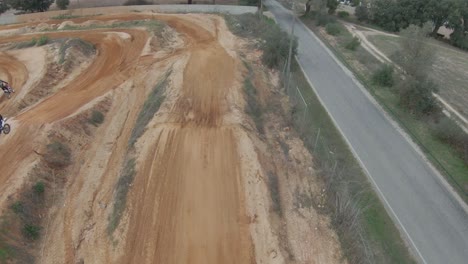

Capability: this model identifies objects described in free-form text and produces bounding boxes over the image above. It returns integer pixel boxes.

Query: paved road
[264,1,468,263]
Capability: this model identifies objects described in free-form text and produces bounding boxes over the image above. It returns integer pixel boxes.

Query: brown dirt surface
[0,11,344,264]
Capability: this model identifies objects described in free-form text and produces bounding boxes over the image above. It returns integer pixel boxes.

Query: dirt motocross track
[0,13,256,263]
[0,12,343,264]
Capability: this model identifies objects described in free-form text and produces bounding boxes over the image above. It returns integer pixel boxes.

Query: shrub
[11,201,24,214]
[345,36,360,50]
[244,77,264,134]
[23,224,41,240]
[33,182,45,195]
[355,4,369,21]
[325,23,341,35]
[45,141,71,168]
[337,11,350,18]
[37,35,48,46]
[372,64,394,87]
[238,0,258,6]
[89,110,104,126]
[56,0,70,10]
[398,77,439,116]
[316,13,336,26]
[123,0,150,5]
[261,27,297,69]
[431,117,468,162]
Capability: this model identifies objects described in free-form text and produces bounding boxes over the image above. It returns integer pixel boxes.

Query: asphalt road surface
[264,1,468,263]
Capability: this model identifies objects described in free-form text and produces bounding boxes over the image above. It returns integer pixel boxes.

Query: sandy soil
[0,12,344,264]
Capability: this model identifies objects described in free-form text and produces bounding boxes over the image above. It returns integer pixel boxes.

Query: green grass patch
[129,72,169,147]
[60,20,164,34]
[22,224,40,240]
[108,158,136,234]
[243,77,264,134]
[288,57,415,263]
[44,141,71,168]
[10,201,24,215]
[59,38,96,64]
[12,38,37,49]
[345,36,361,51]
[37,35,48,46]
[267,171,282,216]
[325,23,342,35]
[33,182,45,195]
[0,248,8,261]
[88,110,105,127]
[51,14,81,20]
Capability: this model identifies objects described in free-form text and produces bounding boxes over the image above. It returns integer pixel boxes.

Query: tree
[56,0,69,10]
[355,1,369,21]
[426,0,458,36]
[7,0,54,13]
[327,0,339,14]
[0,0,8,14]
[395,23,439,115]
[370,0,401,31]
[395,23,434,78]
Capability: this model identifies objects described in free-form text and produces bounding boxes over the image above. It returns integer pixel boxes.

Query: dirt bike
[2,84,15,99]
[0,118,10,135]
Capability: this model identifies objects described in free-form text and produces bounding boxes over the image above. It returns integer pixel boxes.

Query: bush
[337,11,350,18]
[56,0,70,10]
[238,0,258,6]
[355,5,369,21]
[89,110,104,126]
[372,64,394,87]
[325,23,341,35]
[261,27,297,69]
[316,13,336,26]
[33,182,45,195]
[37,35,48,46]
[431,117,468,162]
[123,0,150,5]
[45,141,71,168]
[11,201,24,214]
[23,224,41,240]
[398,77,439,116]
[345,36,360,50]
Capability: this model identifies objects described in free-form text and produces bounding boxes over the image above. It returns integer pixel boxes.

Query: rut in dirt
[122,18,254,264]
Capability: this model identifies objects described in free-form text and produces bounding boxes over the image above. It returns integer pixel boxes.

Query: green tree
[355,1,369,21]
[370,0,401,31]
[327,0,339,14]
[447,0,468,50]
[0,0,8,14]
[426,0,458,36]
[395,23,434,79]
[56,0,69,10]
[395,23,439,115]
[7,0,54,12]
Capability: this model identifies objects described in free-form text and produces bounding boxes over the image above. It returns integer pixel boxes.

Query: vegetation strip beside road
[300,16,468,201]
[287,58,415,263]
